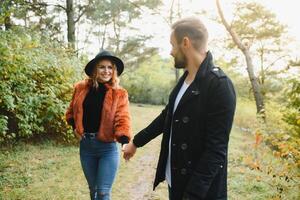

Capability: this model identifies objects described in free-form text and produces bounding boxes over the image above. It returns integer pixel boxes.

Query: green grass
[0,142,86,200]
[0,103,299,200]
[228,128,299,200]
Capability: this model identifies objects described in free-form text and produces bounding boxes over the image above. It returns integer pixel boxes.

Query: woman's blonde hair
[88,59,120,89]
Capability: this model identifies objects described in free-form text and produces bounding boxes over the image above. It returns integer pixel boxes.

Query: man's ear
[182,36,191,49]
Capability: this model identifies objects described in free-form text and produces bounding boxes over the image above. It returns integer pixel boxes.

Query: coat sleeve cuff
[118,135,129,145]
[132,130,147,147]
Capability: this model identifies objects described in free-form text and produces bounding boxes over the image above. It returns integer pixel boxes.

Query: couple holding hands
[65,17,236,200]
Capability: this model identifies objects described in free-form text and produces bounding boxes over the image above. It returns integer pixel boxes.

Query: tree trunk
[112,17,121,54]
[244,49,265,118]
[216,0,266,121]
[169,0,181,82]
[66,0,75,49]
[4,15,12,30]
[175,0,181,82]
[100,24,107,50]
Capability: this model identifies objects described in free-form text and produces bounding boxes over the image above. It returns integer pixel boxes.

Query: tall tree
[66,0,75,49]
[0,0,62,38]
[84,0,161,70]
[0,0,17,30]
[216,0,288,121]
[227,2,287,97]
[169,0,182,82]
[64,0,91,49]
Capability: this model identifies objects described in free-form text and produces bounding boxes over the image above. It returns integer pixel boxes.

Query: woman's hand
[122,141,137,161]
[74,130,82,141]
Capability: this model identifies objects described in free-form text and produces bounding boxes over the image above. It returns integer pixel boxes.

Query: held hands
[122,141,137,161]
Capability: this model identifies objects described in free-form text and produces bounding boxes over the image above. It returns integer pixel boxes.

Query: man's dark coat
[133,51,236,200]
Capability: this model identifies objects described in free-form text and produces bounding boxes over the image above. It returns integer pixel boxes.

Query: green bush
[121,54,176,105]
[283,78,300,137]
[0,28,84,142]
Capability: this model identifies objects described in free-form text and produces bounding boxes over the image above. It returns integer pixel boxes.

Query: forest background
[0,0,299,199]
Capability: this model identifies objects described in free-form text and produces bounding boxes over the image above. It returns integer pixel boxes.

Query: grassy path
[0,104,299,200]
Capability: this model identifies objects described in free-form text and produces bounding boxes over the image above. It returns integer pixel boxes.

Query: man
[122,17,236,200]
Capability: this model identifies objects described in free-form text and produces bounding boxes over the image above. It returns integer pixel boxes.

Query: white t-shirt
[165,81,190,187]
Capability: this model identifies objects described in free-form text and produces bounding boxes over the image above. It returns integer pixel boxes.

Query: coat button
[181,168,187,175]
[182,116,189,123]
[181,143,188,150]
[172,143,176,147]
[220,165,223,168]
[191,90,200,95]
[187,161,192,165]
[174,119,179,123]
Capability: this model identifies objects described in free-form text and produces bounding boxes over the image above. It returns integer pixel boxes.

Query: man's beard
[174,50,187,69]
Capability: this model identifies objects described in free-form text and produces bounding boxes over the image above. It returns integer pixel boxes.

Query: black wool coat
[133,51,236,200]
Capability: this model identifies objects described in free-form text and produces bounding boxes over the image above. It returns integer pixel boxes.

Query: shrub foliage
[0,28,84,142]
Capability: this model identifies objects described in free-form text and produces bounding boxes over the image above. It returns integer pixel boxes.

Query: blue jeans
[80,134,119,200]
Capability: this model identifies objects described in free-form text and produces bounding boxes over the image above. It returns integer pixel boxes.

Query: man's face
[170,32,187,69]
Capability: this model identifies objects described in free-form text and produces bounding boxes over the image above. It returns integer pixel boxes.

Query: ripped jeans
[80,134,119,200]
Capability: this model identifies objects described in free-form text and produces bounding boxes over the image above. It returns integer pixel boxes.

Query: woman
[65,50,131,200]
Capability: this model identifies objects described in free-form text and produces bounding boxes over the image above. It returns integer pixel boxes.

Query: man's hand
[122,141,137,161]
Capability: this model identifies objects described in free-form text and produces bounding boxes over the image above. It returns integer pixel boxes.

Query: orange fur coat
[65,79,132,142]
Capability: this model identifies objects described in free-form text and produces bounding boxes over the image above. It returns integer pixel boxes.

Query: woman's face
[96,59,114,83]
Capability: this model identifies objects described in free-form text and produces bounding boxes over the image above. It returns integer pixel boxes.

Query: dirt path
[125,136,167,200]
[128,153,158,200]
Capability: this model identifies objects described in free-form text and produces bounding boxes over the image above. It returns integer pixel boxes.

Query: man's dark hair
[172,17,208,51]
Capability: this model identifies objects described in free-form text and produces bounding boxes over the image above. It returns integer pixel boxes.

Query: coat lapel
[175,82,200,110]
[173,51,213,113]
[74,85,89,112]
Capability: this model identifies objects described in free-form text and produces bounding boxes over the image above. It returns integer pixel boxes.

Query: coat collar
[195,51,214,80]
[169,51,214,115]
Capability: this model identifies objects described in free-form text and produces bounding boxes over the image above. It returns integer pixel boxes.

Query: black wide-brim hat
[84,50,124,76]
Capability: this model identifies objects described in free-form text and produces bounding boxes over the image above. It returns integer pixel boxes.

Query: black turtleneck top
[83,83,106,133]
